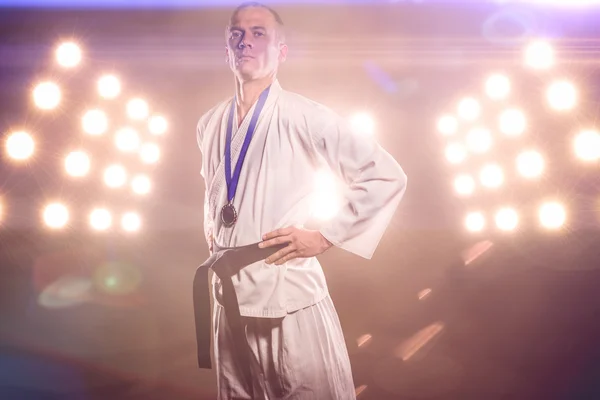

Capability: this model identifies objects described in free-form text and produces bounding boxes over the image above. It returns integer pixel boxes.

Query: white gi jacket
[197,80,407,318]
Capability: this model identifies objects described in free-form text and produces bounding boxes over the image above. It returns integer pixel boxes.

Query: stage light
[516,150,545,178]
[485,73,510,100]
[454,174,475,196]
[5,130,35,161]
[437,114,458,136]
[573,129,600,162]
[55,41,82,68]
[131,174,151,195]
[139,143,160,164]
[33,81,61,110]
[525,40,555,70]
[547,80,577,111]
[103,164,127,188]
[499,108,527,136]
[64,150,90,177]
[466,127,492,154]
[457,97,480,121]
[445,143,467,164]
[148,115,168,135]
[465,212,485,232]
[126,98,149,120]
[43,202,69,229]
[495,207,519,231]
[350,112,375,136]
[89,208,112,231]
[436,37,596,234]
[115,127,141,152]
[121,212,141,232]
[539,201,566,230]
[82,109,108,136]
[97,74,121,99]
[479,164,504,188]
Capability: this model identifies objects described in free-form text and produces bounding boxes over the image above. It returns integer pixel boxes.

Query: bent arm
[312,116,407,259]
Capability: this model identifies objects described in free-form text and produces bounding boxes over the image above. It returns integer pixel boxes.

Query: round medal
[220,203,237,227]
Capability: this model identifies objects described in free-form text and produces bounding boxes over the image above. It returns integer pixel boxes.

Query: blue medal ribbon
[225,86,271,207]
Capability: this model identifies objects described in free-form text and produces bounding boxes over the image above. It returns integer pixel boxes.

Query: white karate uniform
[197,80,407,399]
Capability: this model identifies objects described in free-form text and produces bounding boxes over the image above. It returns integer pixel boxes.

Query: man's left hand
[259,226,333,265]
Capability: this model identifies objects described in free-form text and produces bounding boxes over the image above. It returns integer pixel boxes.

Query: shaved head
[227,2,285,42]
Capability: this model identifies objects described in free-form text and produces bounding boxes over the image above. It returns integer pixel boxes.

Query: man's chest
[203,123,320,189]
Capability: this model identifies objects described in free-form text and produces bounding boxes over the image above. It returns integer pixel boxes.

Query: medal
[220,203,238,227]
[221,85,271,227]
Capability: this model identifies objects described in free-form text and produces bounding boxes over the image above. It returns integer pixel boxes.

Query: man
[195,2,407,399]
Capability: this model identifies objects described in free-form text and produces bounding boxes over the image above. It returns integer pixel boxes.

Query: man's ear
[279,43,288,63]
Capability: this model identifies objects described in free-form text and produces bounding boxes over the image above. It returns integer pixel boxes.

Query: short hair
[227,2,285,41]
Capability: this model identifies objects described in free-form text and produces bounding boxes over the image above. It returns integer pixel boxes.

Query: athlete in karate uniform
[195,2,408,399]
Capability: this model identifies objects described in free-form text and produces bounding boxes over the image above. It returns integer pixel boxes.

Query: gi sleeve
[311,114,407,260]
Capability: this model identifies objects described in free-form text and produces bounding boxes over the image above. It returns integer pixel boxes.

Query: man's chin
[235,66,259,81]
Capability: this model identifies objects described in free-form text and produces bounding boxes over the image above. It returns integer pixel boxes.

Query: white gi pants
[213,295,357,400]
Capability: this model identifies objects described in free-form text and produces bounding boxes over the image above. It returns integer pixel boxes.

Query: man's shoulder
[197,97,231,130]
[280,89,338,121]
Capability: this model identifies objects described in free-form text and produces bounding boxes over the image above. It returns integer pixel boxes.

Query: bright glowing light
[454,174,475,196]
[55,41,82,68]
[350,112,375,136]
[148,115,168,135]
[539,201,566,230]
[127,98,149,120]
[5,131,35,161]
[457,97,480,121]
[103,164,127,188]
[466,127,492,153]
[485,74,511,100]
[139,143,160,164]
[495,207,519,231]
[465,212,485,232]
[89,208,112,231]
[445,143,467,164]
[115,127,141,152]
[479,164,504,188]
[43,203,69,229]
[499,109,527,136]
[547,80,577,111]
[82,109,108,136]
[121,212,141,232]
[131,174,151,195]
[574,129,600,162]
[97,74,121,99]
[516,150,545,178]
[33,81,61,110]
[311,169,341,221]
[64,150,90,177]
[525,40,555,70]
[437,114,458,136]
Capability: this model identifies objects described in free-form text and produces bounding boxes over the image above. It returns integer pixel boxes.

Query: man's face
[226,7,287,81]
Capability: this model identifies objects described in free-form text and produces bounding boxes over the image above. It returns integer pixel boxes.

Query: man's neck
[235,74,275,124]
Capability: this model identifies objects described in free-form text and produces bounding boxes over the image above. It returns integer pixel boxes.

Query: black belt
[193,241,287,379]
